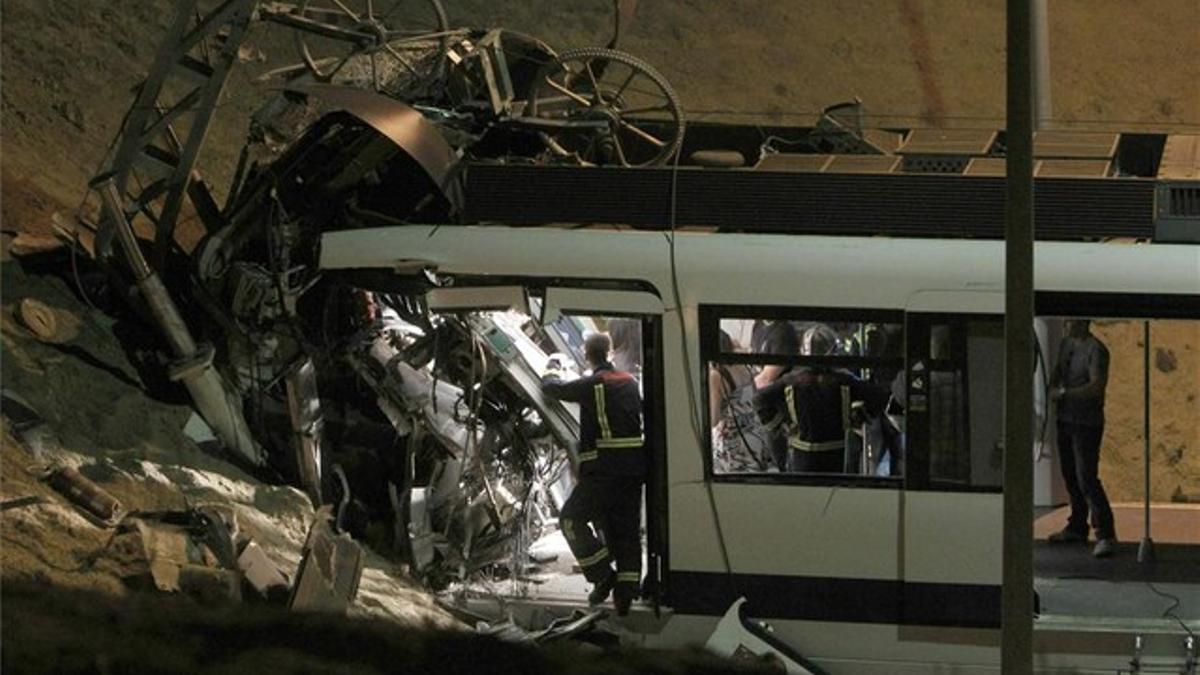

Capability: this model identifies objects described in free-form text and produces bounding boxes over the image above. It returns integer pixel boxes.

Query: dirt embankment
[1096,320,1200,503]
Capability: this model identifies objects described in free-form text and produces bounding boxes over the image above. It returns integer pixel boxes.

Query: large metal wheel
[294,0,449,91]
[525,47,685,167]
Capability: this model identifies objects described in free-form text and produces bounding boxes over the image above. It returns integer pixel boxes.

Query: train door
[421,283,668,607]
[901,292,1005,628]
[539,286,670,606]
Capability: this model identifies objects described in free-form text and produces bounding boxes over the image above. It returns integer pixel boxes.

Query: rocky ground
[1,0,1197,670]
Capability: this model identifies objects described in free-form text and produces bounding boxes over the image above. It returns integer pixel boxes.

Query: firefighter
[541,332,645,616]
[753,326,886,473]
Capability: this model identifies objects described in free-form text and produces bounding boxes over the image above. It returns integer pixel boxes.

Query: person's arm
[709,367,725,429]
[1049,339,1069,400]
[541,373,593,404]
[755,364,786,389]
[753,379,786,431]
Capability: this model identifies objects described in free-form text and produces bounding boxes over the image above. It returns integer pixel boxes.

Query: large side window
[905,314,1004,490]
[701,307,903,480]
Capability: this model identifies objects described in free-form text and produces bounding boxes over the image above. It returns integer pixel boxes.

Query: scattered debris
[42,463,126,527]
[16,297,60,342]
[0,495,44,512]
[6,231,63,257]
[288,505,364,614]
[236,540,290,601]
[475,608,608,645]
[177,563,243,605]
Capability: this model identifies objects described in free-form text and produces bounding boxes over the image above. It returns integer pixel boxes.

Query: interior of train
[707,312,1199,626]
[400,283,1197,629]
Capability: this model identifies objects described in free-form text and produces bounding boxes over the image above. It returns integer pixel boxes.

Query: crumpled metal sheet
[288,505,363,613]
[285,84,464,213]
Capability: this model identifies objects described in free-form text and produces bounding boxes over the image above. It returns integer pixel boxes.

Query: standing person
[541,333,645,615]
[754,326,885,473]
[710,331,770,473]
[1048,319,1117,558]
[750,320,800,471]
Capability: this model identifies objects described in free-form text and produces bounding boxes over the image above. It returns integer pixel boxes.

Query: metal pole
[1032,0,1052,130]
[1003,0,1035,672]
[1139,320,1155,562]
[92,174,266,469]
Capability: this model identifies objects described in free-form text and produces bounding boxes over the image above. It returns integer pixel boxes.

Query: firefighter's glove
[543,354,568,382]
[849,400,870,427]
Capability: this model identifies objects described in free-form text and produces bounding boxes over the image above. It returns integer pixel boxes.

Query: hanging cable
[664,125,739,591]
[1145,581,1197,639]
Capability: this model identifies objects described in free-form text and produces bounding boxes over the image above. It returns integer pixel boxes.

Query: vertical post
[1003,0,1035,672]
[1139,321,1155,562]
[1032,0,1052,130]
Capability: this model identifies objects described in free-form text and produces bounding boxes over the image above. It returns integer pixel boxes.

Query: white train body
[322,225,1200,673]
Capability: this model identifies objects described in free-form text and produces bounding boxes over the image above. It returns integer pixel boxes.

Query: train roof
[321,224,1200,314]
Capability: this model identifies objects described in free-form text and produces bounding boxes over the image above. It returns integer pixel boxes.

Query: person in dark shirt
[753,326,885,473]
[751,320,800,388]
[541,333,645,614]
[1047,319,1117,558]
[751,320,800,471]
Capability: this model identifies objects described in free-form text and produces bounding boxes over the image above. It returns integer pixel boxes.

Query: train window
[702,309,903,479]
[905,316,1004,489]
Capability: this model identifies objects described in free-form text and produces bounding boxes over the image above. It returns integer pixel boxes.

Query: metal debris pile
[67,0,674,621]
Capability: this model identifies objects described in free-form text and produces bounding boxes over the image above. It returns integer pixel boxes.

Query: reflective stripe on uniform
[789,438,844,452]
[763,411,785,431]
[596,437,642,449]
[594,383,613,440]
[617,571,640,582]
[578,450,598,462]
[840,384,852,433]
[785,386,799,427]
[577,547,610,568]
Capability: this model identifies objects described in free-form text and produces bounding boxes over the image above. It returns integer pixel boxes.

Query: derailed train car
[91,0,688,612]
[316,217,1200,674]
[185,85,607,588]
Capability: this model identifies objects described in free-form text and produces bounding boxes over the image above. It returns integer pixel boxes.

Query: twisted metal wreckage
[88,0,681,617]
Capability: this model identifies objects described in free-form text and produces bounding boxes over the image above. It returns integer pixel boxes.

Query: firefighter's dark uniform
[541,362,644,604]
[754,367,883,473]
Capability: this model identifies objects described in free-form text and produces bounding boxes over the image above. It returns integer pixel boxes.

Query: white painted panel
[670,483,901,579]
[425,285,529,314]
[906,290,1004,314]
[668,484,728,572]
[322,226,1200,308]
[542,286,663,323]
[904,491,1003,584]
